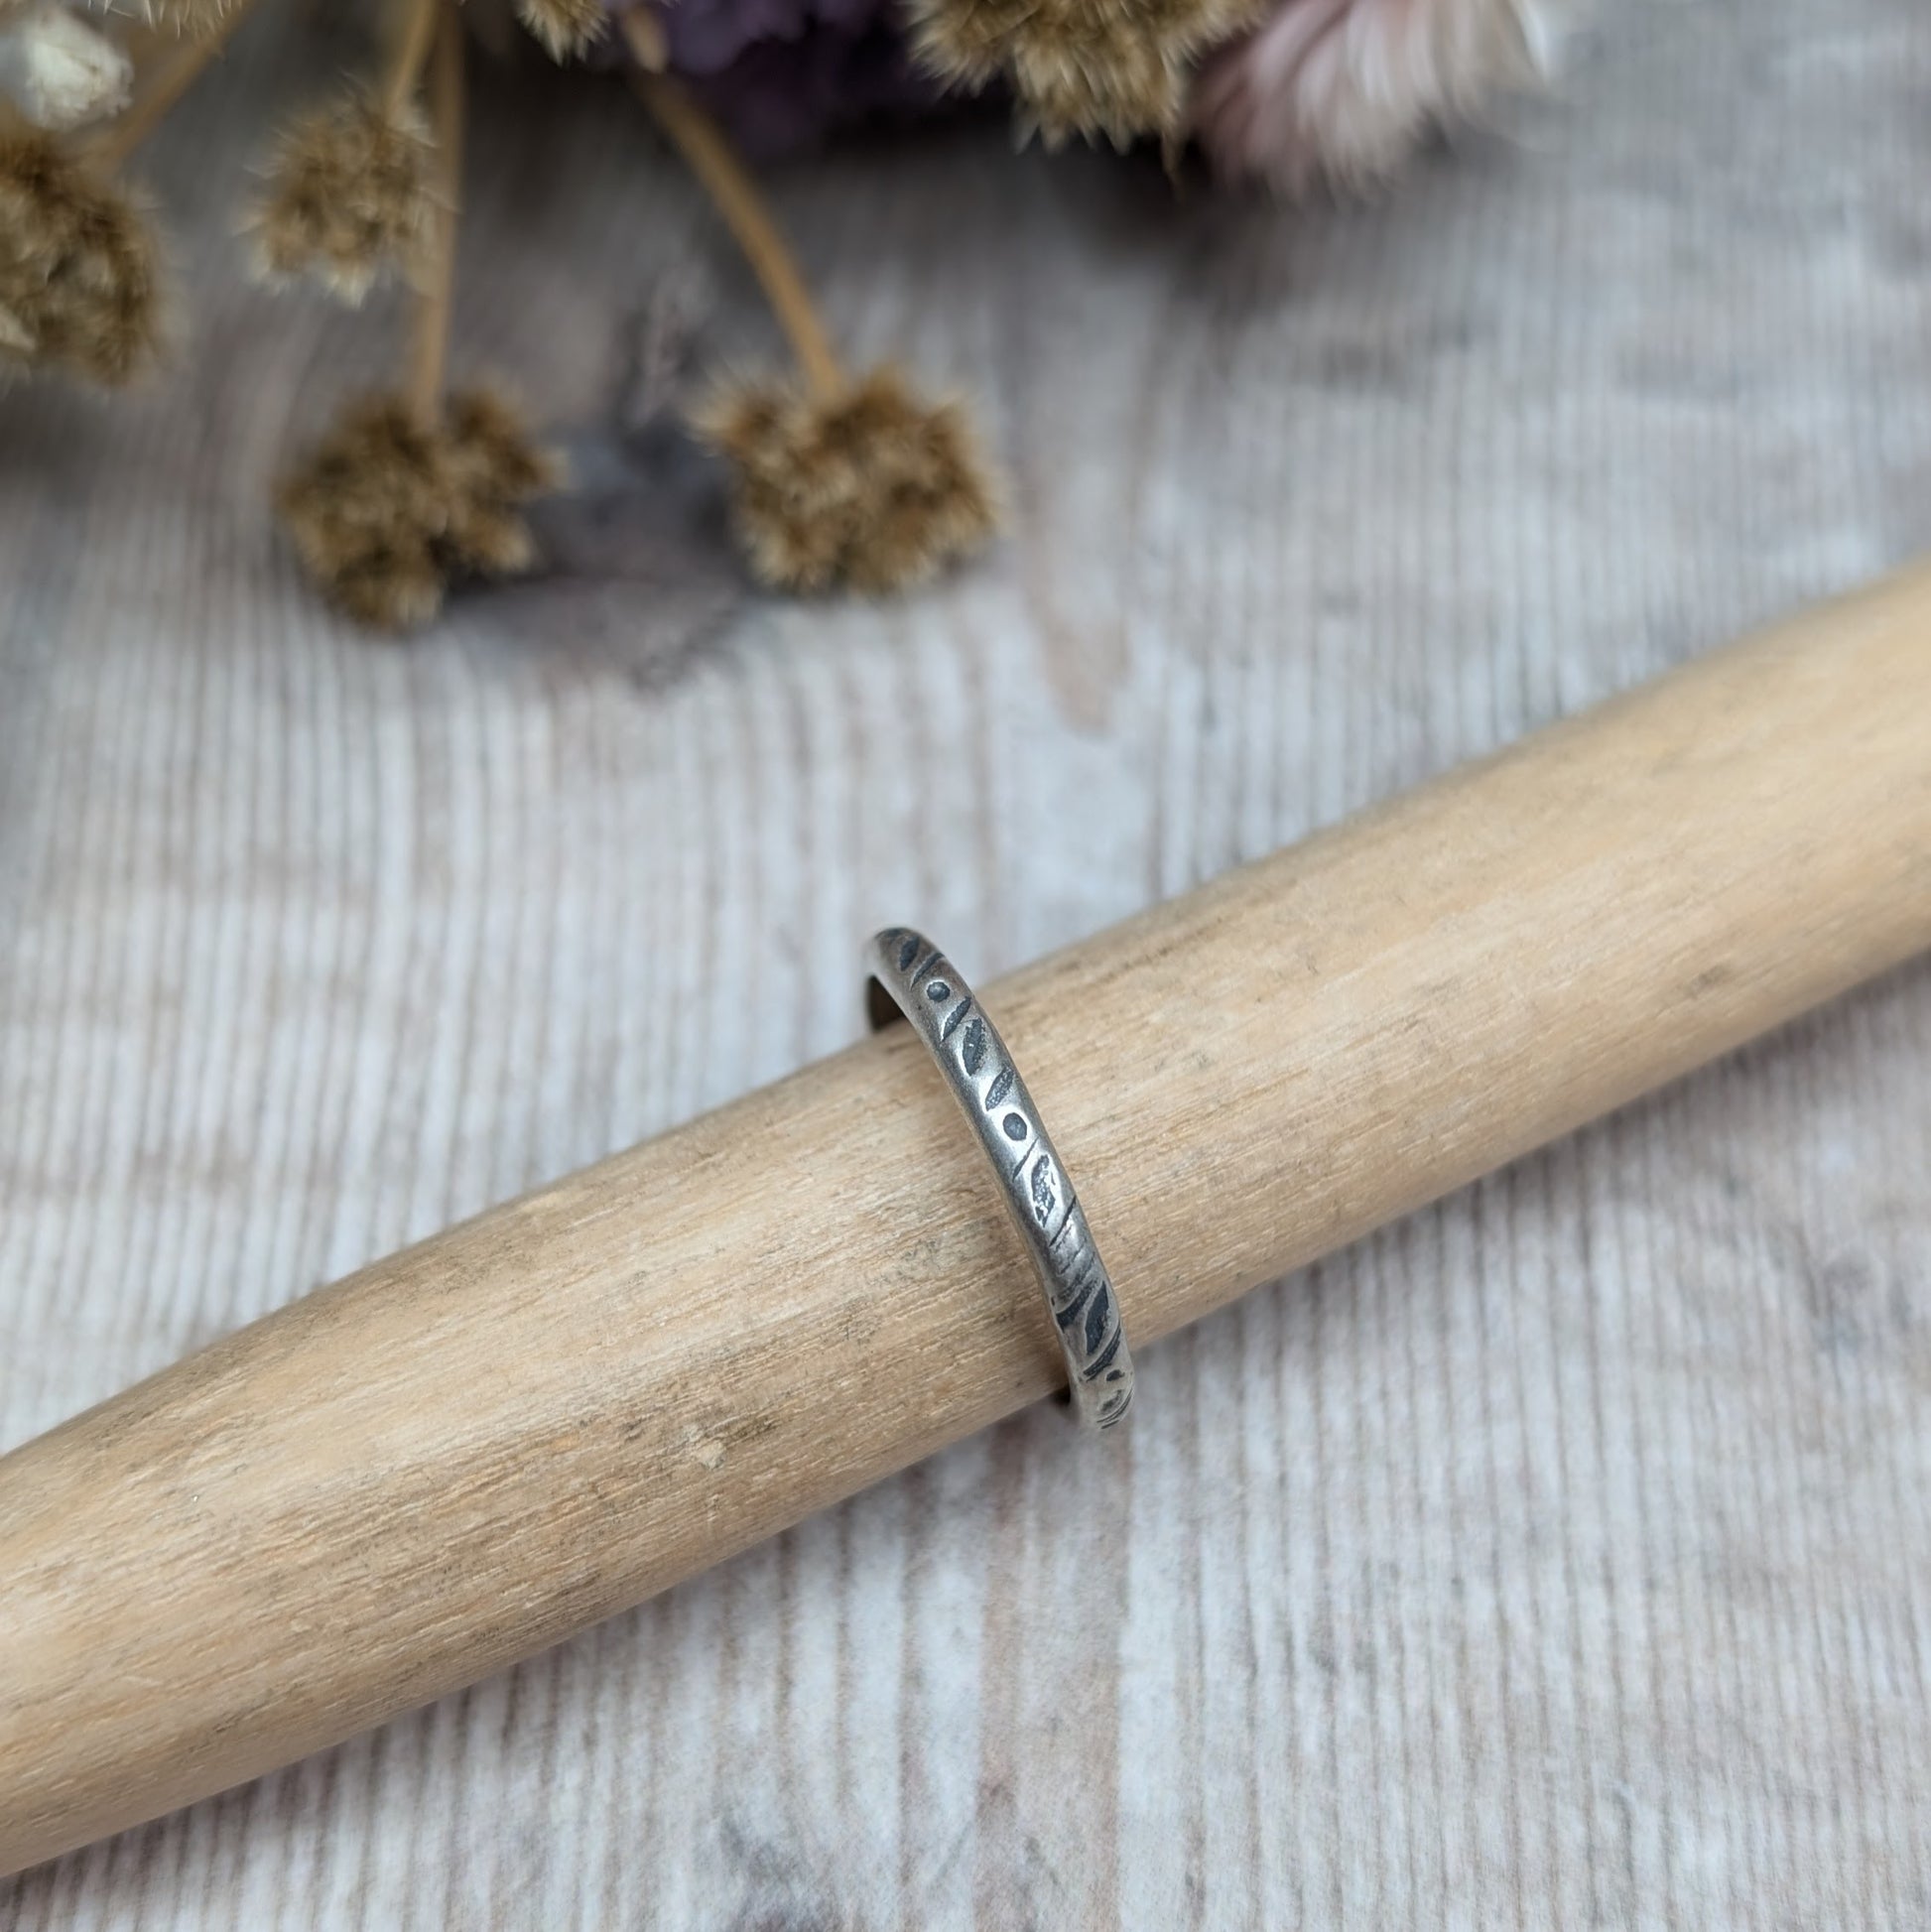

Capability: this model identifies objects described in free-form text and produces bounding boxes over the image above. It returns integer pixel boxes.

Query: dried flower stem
[82,0,250,171]
[381,0,440,119]
[406,0,460,410]
[622,22,842,399]
[621,10,668,70]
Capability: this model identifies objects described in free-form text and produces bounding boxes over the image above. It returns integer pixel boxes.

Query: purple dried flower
[607,0,947,154]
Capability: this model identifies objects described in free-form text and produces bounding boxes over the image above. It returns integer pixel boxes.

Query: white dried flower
[0,3,131,130]
[1193,0,1580,196]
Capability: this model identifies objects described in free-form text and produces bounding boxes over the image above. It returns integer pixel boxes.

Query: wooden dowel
[4,567,1931,1875]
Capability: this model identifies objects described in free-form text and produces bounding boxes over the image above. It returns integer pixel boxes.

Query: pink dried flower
[1192,0,1575,197]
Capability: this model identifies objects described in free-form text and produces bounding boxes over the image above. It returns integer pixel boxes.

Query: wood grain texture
[5,566,1929,1877]
[3,0,1930,1922]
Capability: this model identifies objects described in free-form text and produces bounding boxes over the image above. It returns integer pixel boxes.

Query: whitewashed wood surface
[4,0,1931,1923]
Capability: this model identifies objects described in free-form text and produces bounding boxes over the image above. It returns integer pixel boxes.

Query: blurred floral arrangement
[0,0,1573,631]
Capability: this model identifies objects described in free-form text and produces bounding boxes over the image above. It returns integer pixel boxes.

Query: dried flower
[516,0,604,61]
[623,61,999,593]
[0,127,160,383]
[697,367,997,593]
[440,389,559,572]
[625,0,943,155]
[276,389,558,631]
[246,90,436,304]
[135,0,239,38]
[905,0,1263,146]
[1192,0,1573,195]
[0,4,133,130]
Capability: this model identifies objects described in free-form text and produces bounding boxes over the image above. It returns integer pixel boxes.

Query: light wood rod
[4,564,1930,1874]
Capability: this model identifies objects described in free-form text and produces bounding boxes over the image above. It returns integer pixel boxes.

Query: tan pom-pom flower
[0,126,160,384]
[440,387,558,574]
[246,90,436,305]
[515,0,604,62]
[276,389,559,631]
[621,60,1000,597]
[697,367,998,595]
[906,0,1265,146]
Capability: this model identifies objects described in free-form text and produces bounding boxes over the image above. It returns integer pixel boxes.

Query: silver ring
[866,928,1134,1432]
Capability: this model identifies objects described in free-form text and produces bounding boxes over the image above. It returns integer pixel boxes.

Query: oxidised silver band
[866,928,1134,1432]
